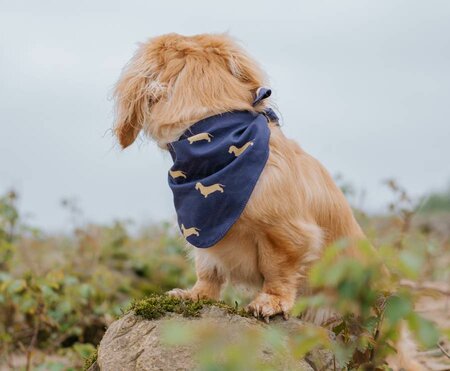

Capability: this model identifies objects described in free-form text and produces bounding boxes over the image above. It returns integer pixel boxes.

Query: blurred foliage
[294,240,441,369]
[0,178,449,369]
[0,192,195,369]
[162,320,307,370]
[419,184,450,213]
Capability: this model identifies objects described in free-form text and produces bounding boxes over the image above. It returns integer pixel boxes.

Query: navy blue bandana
[168,88,278,248]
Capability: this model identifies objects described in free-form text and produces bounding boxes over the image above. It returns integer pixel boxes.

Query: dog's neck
[149,88,274,150]
[153,105,255,150]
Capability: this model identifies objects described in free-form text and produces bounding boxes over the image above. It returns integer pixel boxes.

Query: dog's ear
[222,38,265,90]
[193,34,265,91]
[113,44,164,149]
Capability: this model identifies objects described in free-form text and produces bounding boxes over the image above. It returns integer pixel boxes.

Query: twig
[419,348,446,357]
[370,298,387,363]
[437,343,450,359]
[25,302,43,371]
[400,279,450,296]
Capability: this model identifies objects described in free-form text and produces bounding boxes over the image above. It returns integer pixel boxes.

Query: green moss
[128,293,249,320]
[83,347,98,371]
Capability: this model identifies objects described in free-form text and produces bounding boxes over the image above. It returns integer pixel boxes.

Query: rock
[86,361,100,371]
[95,297,334,370]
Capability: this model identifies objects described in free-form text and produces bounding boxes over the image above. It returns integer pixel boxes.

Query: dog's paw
[246,293,291,323]
[167,288,211,301]
[166,288,193,300]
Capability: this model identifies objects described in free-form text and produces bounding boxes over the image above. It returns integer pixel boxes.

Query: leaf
[407,313,440,349]
[291,295,326,317]
[332,321,346,336]
[79,283,93,299]
[6,279,26,294]
[161,322,193,345]
[262,327,285,353]
[331,342,356,368]
[291,325,330,358]
[72,342,96,359]
[398,250,423,279]
[384,294,412,325]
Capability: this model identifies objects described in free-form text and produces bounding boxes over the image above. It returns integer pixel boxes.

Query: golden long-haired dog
[113,33,422,370]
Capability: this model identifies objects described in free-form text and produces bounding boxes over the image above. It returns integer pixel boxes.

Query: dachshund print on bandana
[168,88,278,248]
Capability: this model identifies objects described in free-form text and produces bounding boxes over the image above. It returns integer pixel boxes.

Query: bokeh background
[1,0,449,231]
[1,1,449,370]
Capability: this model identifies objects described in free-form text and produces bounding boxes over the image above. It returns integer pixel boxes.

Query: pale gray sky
[1,0,449,231]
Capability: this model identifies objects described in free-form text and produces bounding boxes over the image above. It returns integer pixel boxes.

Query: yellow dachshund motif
[187,132,213,144]
[228,141,254,157]
[181,224,200,238]
[169,170,187,179]
[195,182,225,198]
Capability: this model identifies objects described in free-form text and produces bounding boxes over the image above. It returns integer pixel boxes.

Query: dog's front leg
[246,222,322,322]
[167,253,224,301]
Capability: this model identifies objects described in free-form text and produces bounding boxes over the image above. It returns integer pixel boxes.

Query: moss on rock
[83,347,98,371]
[128,293,249,320]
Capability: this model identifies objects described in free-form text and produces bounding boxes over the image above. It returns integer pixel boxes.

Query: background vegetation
[0,180,449,370]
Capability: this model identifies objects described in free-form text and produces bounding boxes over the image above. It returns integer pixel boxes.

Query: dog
[113,32,364,318]
[113,33,422,370]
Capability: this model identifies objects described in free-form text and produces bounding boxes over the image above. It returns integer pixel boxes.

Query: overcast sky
[1,0,449,231]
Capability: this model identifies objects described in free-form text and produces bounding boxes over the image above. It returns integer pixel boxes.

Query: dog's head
[113,33,266,149]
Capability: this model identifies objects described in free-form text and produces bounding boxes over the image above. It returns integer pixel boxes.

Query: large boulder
[90,295,334,370]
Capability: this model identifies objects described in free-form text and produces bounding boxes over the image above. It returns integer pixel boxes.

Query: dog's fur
[113,33,423,370]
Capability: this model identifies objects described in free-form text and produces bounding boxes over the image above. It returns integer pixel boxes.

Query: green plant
[294,240,440,369]
[419,184,450,213]
[82,346,98,371]
[0,191,195,369]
